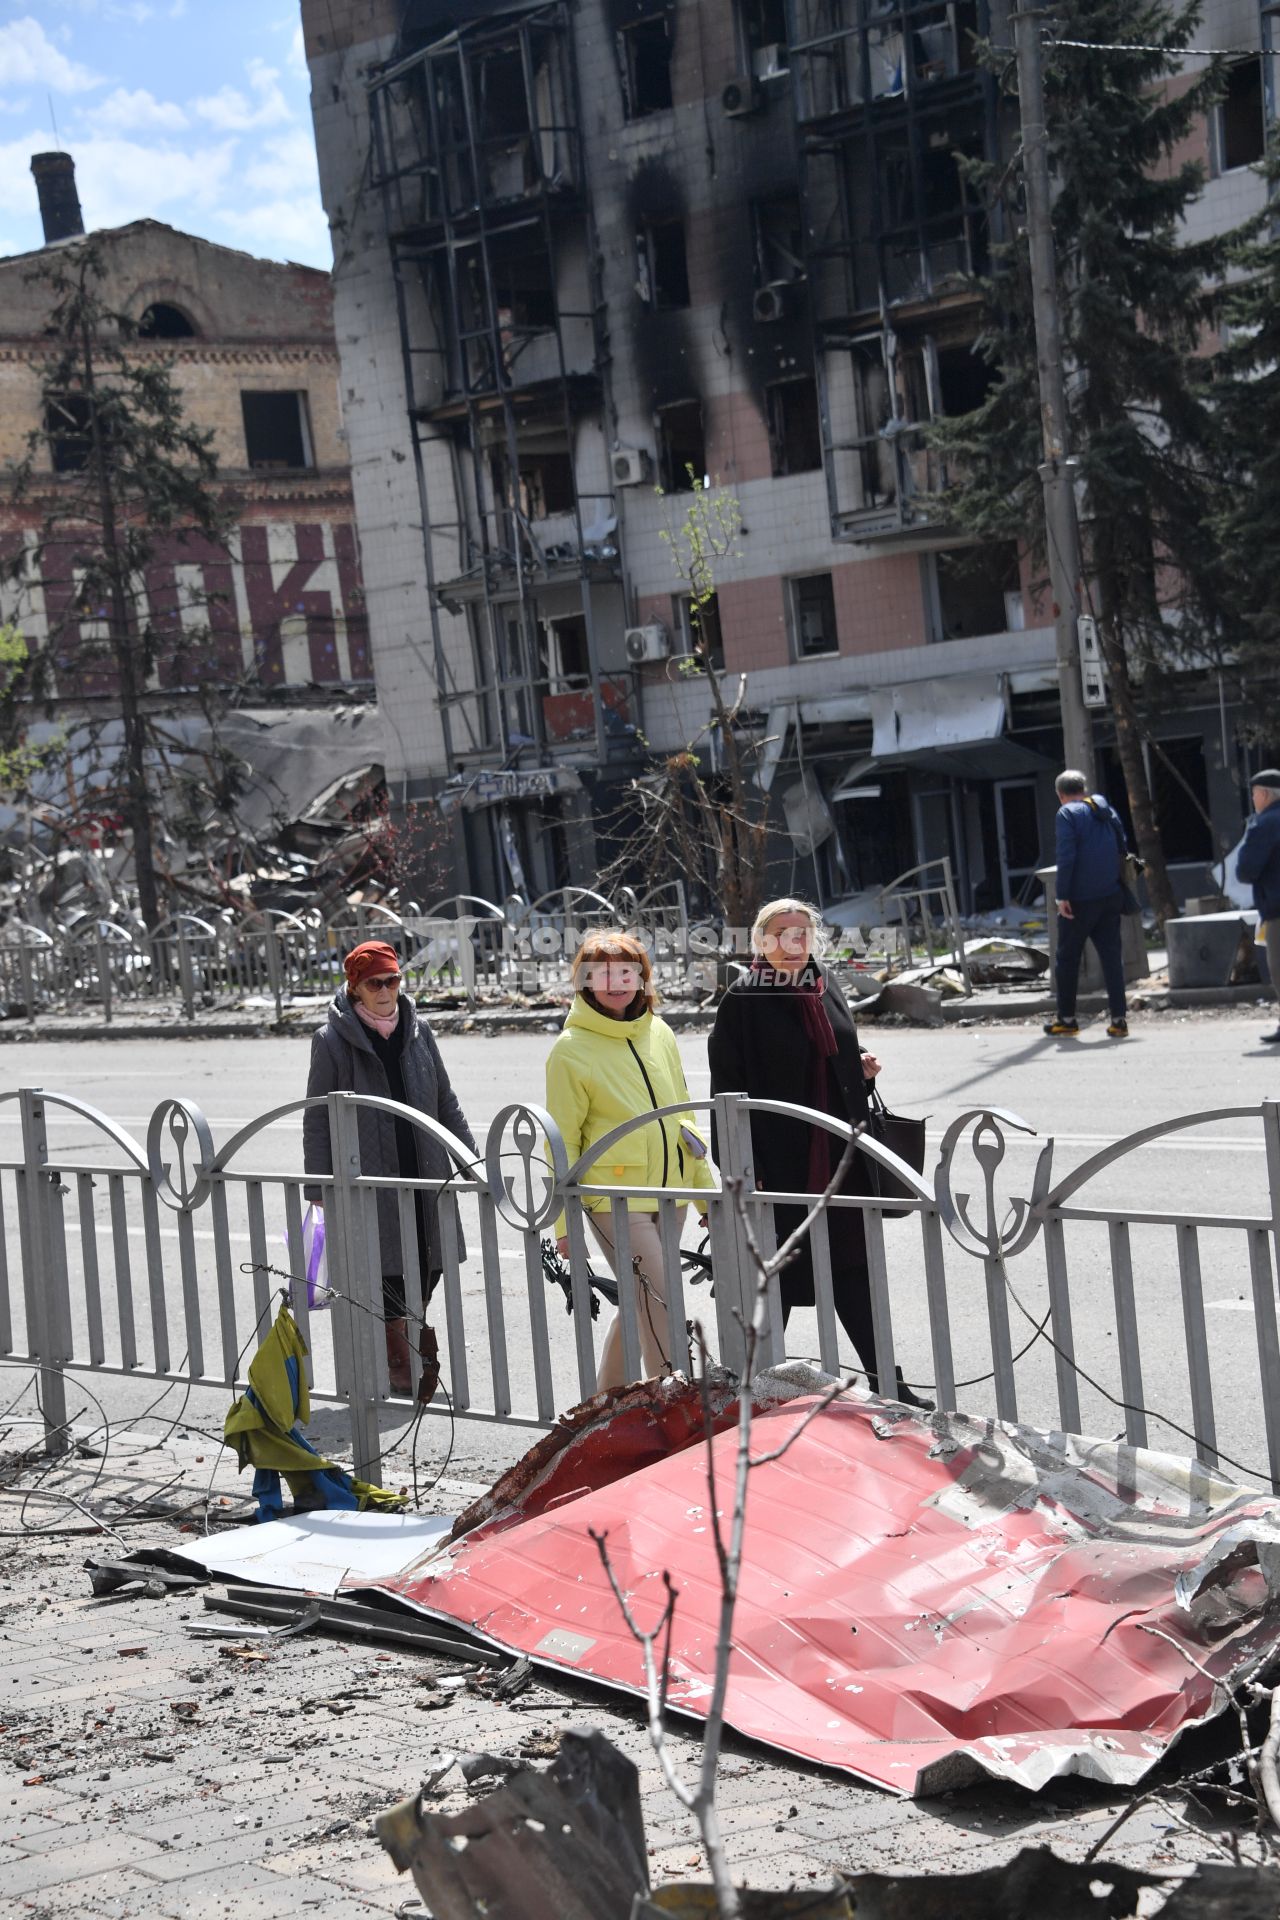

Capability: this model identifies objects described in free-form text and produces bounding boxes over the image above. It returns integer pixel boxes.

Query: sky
[0,3,330,268]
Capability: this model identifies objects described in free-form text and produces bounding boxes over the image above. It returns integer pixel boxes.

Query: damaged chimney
[31,152,85,245]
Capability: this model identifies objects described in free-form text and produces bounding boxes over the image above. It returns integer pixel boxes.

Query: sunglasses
[364,974,401,990]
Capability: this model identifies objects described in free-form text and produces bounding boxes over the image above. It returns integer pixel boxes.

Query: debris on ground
[368,1372,1280,1796]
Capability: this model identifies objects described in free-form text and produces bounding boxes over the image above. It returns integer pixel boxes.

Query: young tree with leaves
[5,238,234,927]
[933,0,1248,922]
[598,477,772,946]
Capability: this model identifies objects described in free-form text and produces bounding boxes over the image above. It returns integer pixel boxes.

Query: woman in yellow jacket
[546,928,715,1390]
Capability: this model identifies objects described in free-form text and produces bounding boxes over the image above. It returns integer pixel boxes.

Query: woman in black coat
[708,898,928,1405]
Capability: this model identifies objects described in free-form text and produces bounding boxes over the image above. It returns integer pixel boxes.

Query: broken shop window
[637,216,690,310]
[767,375,823,476]
[489,441,576,526]
[656,398,706,492]
[240,391,315,472]
[789,571,838,658]
[618,14,674,120]
[1219,56,1266,172]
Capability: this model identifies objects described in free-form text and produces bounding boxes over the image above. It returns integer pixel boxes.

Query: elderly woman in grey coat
[303,940,477,1396]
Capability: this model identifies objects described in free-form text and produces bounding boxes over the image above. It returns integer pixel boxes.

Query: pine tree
[934,0,1245,921]
[1214,146,1280,746]
[5,238,233,928]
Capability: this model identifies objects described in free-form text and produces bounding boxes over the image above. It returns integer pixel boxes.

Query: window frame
[240,389,316,472]
[1216,55,1267,174]
[787,571,839,660]
[618,12,674,120]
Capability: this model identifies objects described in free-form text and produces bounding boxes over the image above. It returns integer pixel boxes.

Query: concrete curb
[2,983,1272,1041]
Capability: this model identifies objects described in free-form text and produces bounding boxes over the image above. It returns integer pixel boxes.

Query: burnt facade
[304,0,1277,911]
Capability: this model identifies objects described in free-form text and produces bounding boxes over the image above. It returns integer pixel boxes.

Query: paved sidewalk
[0,1415,1240,1918]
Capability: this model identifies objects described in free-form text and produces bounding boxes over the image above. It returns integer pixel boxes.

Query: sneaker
[1106,1019,1129,1038]
[1043,1018,1079,1036]
[1262,1029,1280,1045]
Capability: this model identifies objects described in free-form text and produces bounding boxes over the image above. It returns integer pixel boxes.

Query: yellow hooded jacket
[545,994,715,1237]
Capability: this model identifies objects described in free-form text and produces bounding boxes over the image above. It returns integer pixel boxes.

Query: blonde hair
[570,927,660,1010]
[750,897,824,958]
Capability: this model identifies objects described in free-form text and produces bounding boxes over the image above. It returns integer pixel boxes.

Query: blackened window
[677,592,724,671]
[138,302,197,339]
[789,572,838,657]
[657,400,706,492]
[933,543,1020,641]
[241,391,314,470]
[767,377,822,475]
[494,245,557,331]
[752,193,805,287]
[45,393,93,473]
[620,15,673,118]
[1221,58,1265,171]
[527,450,575,515]
[936,340,995,417]
[740,0,788,63]
[641,218,690,309]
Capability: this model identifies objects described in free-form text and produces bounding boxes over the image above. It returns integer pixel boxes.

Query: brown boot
[384,1316,413,1395]
[416,1324,441,1404]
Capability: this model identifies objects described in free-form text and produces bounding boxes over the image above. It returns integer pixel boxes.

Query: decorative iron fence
[3,1086,1278,1496]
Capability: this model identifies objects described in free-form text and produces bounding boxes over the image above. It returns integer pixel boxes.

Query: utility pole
[1011,4,1096,785]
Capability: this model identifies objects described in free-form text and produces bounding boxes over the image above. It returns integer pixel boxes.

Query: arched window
[138,302,197,339]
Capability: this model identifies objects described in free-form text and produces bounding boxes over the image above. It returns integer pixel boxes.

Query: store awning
[452,767,583,812]
[864,674,1049,779]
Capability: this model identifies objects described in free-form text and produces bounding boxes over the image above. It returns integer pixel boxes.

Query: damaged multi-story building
[302,0,1276,911]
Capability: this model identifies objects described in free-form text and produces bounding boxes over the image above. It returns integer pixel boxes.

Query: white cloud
[0,17,103,92]
[241,127,321,198]
[0,127,237,232]
[88,86,188,133]
[216,193,331,266]
[287,22,306,79]
[194,57,291,132]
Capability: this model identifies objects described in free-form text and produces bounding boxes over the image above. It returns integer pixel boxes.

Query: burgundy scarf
[750,962,840,1192]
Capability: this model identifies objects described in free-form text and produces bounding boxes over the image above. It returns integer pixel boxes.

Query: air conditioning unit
[752,42,789,79]
[722,74,761,117]
[624,623,670,664]
[611,447,651,487]
[753,281,790,323]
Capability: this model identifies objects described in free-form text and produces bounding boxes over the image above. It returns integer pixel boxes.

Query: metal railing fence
[3,1087,1279,1495]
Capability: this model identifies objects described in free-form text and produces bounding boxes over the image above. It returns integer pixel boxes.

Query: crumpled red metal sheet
[368,1378,1280,1795]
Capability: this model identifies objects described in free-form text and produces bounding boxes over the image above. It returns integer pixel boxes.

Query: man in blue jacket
[1235,768,1280,1044]
[1045,768,1132,1039]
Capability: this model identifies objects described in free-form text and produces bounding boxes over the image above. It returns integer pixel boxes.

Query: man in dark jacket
[1045,769,1131,1039]
[1236,769,1280,1044]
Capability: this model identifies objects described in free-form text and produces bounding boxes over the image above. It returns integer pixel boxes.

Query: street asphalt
[2,1003,1279,1487]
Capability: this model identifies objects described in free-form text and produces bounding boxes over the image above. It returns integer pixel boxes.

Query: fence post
[264,924,285,1024]
[706,1092,758,1378]
[96,929,113,1027]
[177,929,196,1021]
[325,1091,383,1485]
[18,930,35,1026]
[18,1089,70,1456]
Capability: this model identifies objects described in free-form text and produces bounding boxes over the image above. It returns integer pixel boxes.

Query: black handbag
[866,1086,927,1218]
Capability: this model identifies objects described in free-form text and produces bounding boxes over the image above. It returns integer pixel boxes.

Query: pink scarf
[354,999,400,1040]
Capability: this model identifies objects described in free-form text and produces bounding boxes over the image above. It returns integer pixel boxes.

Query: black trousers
[382,1193,440,1321]
[774,1203,883,1389]
[1055,890,1126,1021]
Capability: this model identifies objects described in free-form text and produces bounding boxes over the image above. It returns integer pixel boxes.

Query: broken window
[639,218,690,309]
[767,376,823,475]
[137,302,197,339]
[656,399,706,492]
[491,444,576,523]
[1220,58,1265,171]
[932,543,1021,642]
[789,572,838,658]
[740,0,788,71]
[676,592,724,671]
[494,243,557,334]
[45,393,93,473]
[544,613,590,686]
[752,193,805,288]
[619,15,673,119]
[241,391,314,471]
[936,340,994,417]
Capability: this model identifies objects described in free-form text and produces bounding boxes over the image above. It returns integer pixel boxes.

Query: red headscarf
[343,940,401,988]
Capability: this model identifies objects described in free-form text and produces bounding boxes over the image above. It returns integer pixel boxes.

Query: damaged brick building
[0,152,372,705]
[302,0,1275,911]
